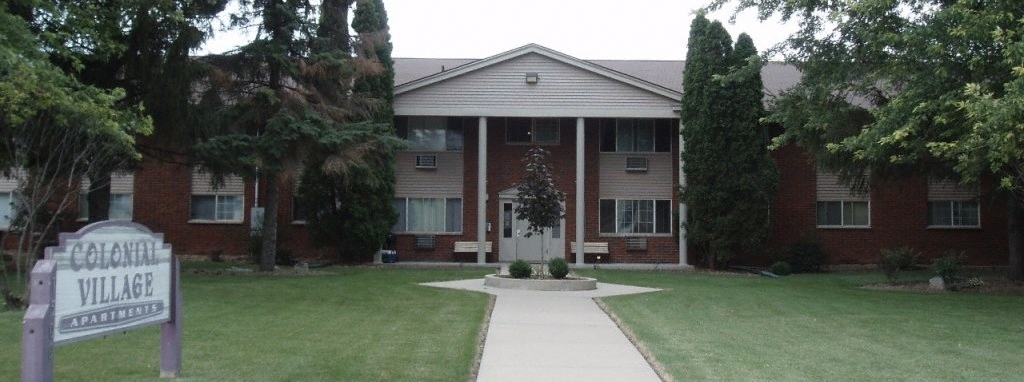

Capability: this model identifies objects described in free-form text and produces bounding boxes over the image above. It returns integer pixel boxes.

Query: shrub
[769,261,791,276]
[548,257,569,279]
[934,251,967,285]
[786,232,830,273]
[509,259,533,279]
[879,247,920,282]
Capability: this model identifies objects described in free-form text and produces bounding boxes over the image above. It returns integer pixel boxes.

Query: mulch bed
[862,276,1024,295]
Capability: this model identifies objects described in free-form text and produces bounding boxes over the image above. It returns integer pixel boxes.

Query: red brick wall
[78,122,1009,267]
[392,117,684,264]
[754,144,1009,266]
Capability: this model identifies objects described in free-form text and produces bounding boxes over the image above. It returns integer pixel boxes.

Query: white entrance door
[498,199,565,263]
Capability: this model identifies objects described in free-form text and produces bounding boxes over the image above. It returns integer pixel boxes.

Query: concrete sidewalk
[422,278,664,382]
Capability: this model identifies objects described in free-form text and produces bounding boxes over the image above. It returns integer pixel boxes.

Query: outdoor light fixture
[525,72,539,84]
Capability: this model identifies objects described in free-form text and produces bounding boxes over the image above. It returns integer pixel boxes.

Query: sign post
[21,221,181,381]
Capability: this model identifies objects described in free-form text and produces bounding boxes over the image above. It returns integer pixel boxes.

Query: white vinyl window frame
[505,117,561,145]
[816,170,871,229]
[392,197,462,234]
[599,199,673,236]
[0,191,13,230]
[78,173,135,221]
[403,116,463,152]
[599,118,672,153]
[816,200,871,228]
[189,169,245,224]
[927,178,981,229]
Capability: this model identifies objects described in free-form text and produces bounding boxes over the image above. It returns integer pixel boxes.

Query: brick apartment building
[1,44,1009,266]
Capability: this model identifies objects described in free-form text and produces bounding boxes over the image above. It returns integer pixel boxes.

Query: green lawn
[0,265,492,381]
[580,269,1024,381]
[4,267,1023,381]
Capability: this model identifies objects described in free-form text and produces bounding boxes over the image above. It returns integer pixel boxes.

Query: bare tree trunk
[1008,196,1023,281]
[260,171,280,272]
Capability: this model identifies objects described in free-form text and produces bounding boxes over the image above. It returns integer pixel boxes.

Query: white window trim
[0,191,14,230]
[505,118,561,145]
[600,118,671,154]
[78,193,134,222]
[599,198,674,237]
[393,197,463,235]
[816,200,872,229]
[926,200,981,229]
[188,194,245,224]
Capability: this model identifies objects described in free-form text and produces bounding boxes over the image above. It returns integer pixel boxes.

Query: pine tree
[193,0,402,270]
[681,15,778,268]
[296,0,399,262]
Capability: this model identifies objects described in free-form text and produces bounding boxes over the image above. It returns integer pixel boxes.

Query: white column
[678,120,688,267]
[575,118,586,265]
[477,117,488,264]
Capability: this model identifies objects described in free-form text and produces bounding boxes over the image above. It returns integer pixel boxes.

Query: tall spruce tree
[193,0,402,270]
[296,0,398,262]
[681,15,778,268]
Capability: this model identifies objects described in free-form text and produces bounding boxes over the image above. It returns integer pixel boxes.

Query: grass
[1,265,492,381]
[578,269,1024,381]
[5,265,1023,381]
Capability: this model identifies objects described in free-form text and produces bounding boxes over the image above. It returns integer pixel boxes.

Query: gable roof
[393,45,802,99]
[394,44,682,101]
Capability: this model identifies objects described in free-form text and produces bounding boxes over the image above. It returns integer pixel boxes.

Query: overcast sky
[200,0,799,60]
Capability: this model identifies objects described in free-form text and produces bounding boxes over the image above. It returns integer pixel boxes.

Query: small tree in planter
[514,147,566,271]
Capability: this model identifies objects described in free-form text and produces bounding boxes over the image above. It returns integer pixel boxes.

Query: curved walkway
[422,279,663,382]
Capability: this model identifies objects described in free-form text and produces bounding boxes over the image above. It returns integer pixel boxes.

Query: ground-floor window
[79,193,134,221]
[816,201,869,227]
[0,192,13,229]
[928,201,979,227]
[393,197,462,233]
[599,199,671,234]
[190,195,243,222]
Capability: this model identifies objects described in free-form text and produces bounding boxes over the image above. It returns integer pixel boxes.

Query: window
[928,201,979,227]
[292,196,308,224]
[816,170,870,227]
[599,199,672,234]
[398,117,463,151]
[191,169,244,223]
[0,192,12,229]
[599,118,672,153]
[190,195,243,221]
[506,118,560,144]
[1,170,21,229]
[79,173,134,221]
[816,201,870,226]
[392,197,462,233]
[927,178,980,228]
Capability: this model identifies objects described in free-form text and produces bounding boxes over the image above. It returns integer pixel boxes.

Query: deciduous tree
[710,0,1024,279]
[515,147,566,263]
[0,1,153,308]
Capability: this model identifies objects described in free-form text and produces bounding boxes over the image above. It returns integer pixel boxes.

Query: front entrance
[497,196,565,263]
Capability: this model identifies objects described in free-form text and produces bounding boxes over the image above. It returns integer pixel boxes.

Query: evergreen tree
[681,15,778,268]
[296,0,398,262]
[193,0,402,271]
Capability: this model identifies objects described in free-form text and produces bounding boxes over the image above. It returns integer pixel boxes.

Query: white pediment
[395,44,681,118]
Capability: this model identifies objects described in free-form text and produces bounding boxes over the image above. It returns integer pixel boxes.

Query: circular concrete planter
[484,274,597,291]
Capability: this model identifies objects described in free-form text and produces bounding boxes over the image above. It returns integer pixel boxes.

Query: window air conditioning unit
[415,155,437,169]
[626,237,648,251]
[414,235,436,250]
[625,157,649,172]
